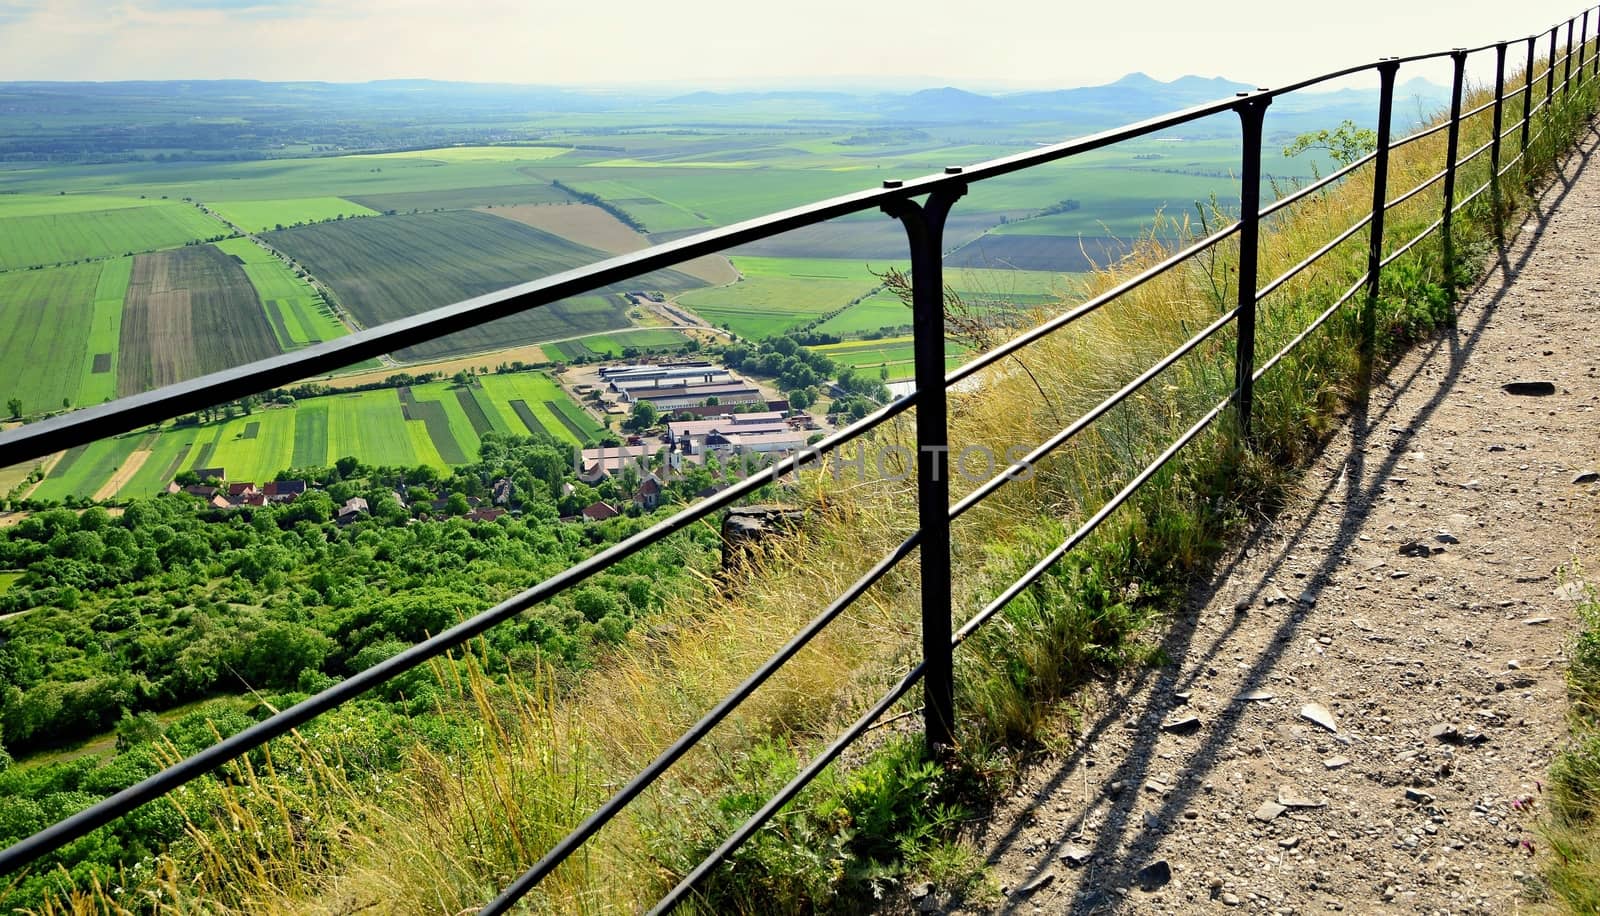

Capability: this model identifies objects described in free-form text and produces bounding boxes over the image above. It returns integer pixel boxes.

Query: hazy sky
[0,0,1590,89]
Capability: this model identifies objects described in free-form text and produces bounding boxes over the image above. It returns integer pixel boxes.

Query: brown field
[484,203,737,285]
[318,344,551,390]
[117,246,282,396]
[92,448,150,501]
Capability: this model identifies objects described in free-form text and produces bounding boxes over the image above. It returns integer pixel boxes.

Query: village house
[633,474,662,510]
[336,497,369,524]
[262,480,306,503]
[581,501,620,522]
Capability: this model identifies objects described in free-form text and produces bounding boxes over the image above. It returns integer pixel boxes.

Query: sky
[0,0,1591,90]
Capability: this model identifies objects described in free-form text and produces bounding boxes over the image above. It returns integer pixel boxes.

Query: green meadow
[676,256,905,340]
[206,197,379,232]
[0,199,226,270]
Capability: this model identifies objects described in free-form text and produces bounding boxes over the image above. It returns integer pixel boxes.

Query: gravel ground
[944,122,1600,915]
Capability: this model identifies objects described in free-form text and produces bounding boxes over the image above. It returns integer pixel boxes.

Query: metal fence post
[1493,42,1508,176]
[882,178,966,757]
[1361,60,1400,392]
[1232,95,1270,442]
[1442,51,1467,287]
[1566,20,1575,95]
[1549,27,1559,106]
[1581,11,1590,86]
[1524,36,1537,155]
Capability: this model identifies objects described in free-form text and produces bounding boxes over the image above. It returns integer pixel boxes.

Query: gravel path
[958,122,1600,915]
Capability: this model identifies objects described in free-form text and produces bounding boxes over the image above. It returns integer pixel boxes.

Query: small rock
[1523,616,1553,625]
[1574,470,1600,485]
[1060,845,1094,868]
[1278,786,1327,808]
[1301,702,1339,733]
[1239,689,1276,702]
[1279,836,1302,849]
[1429,722,1461,743]
[1435,532,1460,545]
[1557,581,1589,601]
[1254,800,1288,822]
[1297,589,1317,607]
[910,881,933,900]
[1323,755,1352,769]
[1173,690,1191,705]
[1136,860,1171,892]
[1502,380,1556,395]
[1266,587,1291,605]
[1234,598,1252,613]
[1222,891,1242,906]
[1014,871,1055,897]
[1398,541,1434,558]
[1405,788,1436,805]
[1162,713,1202,734]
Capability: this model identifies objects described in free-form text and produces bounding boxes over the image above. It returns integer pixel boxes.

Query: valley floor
[958,122,1600,913]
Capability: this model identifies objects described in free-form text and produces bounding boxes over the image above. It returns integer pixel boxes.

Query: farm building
[629,383,764,412]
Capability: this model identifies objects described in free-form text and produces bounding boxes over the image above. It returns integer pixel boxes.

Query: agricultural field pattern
[0,73,1442,499]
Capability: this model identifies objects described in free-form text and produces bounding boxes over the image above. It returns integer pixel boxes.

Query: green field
[30,434,142,502]
[206,197,379,232]
[810,336,967,380]
[548,328,691,361]
[0,200,227,270]
[23,370,599,499]
[347,183,574,213]
[213,237,346,349]
[0,259,132,417]
[266,210,702,361]
[478,373,600,445]
[811,291,911,337]
[676,256,903,340]
[0,571,21,594]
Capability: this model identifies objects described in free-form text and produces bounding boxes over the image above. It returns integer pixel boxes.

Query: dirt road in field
[951,124,1600,914]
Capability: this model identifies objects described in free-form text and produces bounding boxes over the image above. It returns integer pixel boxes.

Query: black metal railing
[2,8,1598,911]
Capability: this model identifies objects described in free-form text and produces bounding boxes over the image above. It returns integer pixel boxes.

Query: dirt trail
[960,125,1600,914]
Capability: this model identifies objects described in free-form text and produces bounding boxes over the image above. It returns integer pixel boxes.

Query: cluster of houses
[576,409,815,486]
[577,362,770,416]
[168,469,510,526]
[168,470,307,508]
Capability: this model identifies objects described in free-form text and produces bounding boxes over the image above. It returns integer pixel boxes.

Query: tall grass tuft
[1544,570,1600,912]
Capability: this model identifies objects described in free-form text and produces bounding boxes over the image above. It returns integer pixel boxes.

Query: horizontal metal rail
[0,383,917,873]
[484,528,924,908]
[1255,211,1373,302]
[1380,215,1445,268]
[1389,118,1454,151]
[1455,136,1496,170]
[1387,165,1450,210]
[950,304,1242,520]
[1259,148,1380,220]
[1251,274,1370,382]
[954,391,1236,645]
